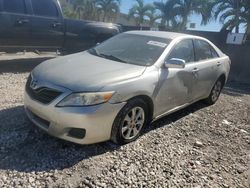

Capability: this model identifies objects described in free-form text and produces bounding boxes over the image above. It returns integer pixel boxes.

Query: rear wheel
[204,79,223,105]
[111,98,149,145]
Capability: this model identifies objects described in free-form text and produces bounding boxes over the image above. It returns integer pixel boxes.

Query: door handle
[17,19,29,25]
[217,62,222,66]
[52,22,62,28]
[192,68,199,74]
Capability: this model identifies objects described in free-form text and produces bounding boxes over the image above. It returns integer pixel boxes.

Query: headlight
[57,91,114,107]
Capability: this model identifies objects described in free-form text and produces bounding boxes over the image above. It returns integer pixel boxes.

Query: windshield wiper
[99,53,127,63]
[89,49,128,63]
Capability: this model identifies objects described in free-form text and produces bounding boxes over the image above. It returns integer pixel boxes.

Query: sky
[120,0,241,32]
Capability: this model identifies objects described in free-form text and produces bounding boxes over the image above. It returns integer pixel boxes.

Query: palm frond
[219,9,235,23]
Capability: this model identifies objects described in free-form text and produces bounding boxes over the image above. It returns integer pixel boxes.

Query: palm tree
[70,0,100,20]
[96,0,121,22]
[61,3,78,19]
[81,0,100,21]
[213,0,246,33]
[128,0,154,26]
[154,0,177,29]
[146,9,161,27]
[71,0,84,19]
[172,0,215,30]
[193,0,215,25]
[154,0,214,31]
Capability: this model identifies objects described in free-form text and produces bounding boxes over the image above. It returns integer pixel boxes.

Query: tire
[204,78,223,105]
[111,98,149,145]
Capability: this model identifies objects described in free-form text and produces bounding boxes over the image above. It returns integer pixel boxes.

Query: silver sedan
[24,31,231,145]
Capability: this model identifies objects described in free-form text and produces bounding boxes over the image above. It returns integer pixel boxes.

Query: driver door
[154,39,198,116]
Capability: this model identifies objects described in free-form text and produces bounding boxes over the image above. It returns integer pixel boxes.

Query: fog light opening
[68,128,86,139]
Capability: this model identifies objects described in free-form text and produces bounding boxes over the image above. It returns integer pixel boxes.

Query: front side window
[88,33,171,66]
[167,39,195,63]
[31,0,58,17]
[3,0,26,14]
[194,39,218,61]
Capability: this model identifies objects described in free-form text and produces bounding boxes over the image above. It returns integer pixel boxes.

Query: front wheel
[204,79,223,105]
[111,98,149,145]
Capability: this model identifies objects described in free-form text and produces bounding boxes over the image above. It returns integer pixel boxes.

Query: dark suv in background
[0,0,121,53]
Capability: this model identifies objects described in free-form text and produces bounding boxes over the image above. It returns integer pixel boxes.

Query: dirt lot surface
[0,55,249,188]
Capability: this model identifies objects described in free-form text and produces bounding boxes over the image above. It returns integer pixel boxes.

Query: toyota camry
[24,31,231,145]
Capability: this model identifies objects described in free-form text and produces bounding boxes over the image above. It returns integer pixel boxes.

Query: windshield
[88,33,171,66]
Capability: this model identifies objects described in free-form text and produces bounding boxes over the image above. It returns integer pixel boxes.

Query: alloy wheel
[121,107,145,140]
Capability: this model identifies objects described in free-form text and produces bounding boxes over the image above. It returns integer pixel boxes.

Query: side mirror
[165,58,186,69]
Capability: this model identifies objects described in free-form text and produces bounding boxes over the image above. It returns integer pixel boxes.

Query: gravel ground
[0,57,249,188]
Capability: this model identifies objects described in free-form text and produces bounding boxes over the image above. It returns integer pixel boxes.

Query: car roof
[125,30,195,40]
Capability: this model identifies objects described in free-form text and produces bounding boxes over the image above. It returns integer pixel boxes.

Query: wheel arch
[110,94,154,144]
[127,95,154,122]
[218,73,226,87]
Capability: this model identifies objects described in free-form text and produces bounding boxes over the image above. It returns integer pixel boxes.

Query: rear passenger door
[30,0,64,49]
[0,0,32,47]
[192,39,220,99]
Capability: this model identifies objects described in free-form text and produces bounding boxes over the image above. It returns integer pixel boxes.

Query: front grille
[26,75,62,104]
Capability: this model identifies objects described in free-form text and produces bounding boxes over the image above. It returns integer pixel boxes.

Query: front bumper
[24,90,125,145]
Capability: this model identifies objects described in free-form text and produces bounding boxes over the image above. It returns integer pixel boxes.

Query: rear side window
[31,0,58,17]
[167,39,194,63]
[210,46,219,58]
[194,39,218,61]
[3,0,26,14]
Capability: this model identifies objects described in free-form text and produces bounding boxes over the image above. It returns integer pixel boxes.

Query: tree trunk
[139,15,144,27]
[181,16,188,31]
[166,20,169,29]
[103,12,106,22]
[235,25,239,33]
[78,11,81,19]
[161,18,166,27]
[150,20,154,27]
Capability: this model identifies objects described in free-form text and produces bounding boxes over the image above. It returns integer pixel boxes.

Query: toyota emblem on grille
[30,78,38,90]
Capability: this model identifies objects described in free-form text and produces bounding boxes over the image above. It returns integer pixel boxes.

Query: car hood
[32,52,146,91]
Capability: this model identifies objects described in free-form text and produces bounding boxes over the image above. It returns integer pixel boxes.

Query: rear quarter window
[210,45,219,58]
